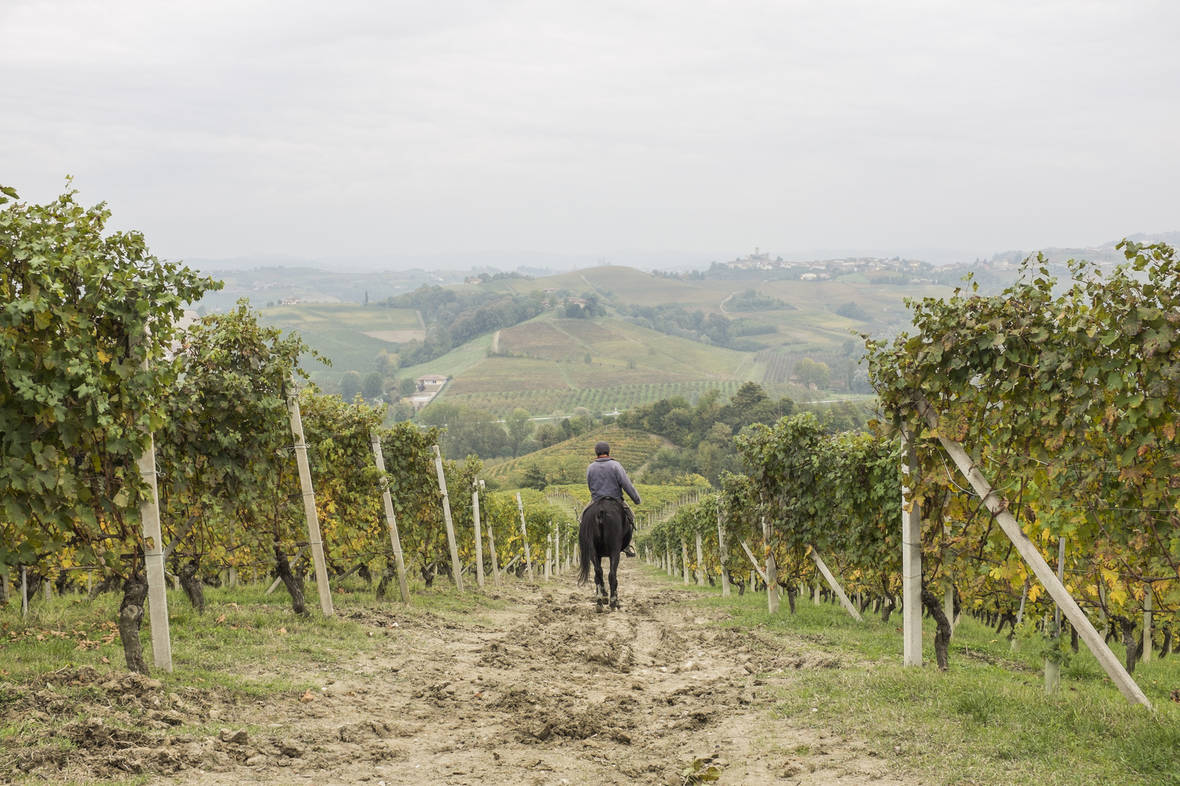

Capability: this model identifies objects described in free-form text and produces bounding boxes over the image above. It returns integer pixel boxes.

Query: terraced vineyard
[445,380,745,419]
[484,425,668,486]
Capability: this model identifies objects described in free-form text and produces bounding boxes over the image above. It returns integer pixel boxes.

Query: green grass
[644,566,1180,785]
[0,578,506,690]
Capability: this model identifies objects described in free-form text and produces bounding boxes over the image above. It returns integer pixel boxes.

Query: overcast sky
[3,0,1177,267]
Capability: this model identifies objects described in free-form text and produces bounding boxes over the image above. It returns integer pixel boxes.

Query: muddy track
[9,565,913,784]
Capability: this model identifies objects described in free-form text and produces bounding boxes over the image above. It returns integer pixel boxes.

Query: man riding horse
[585,440,638,557]
[578,440,640,609]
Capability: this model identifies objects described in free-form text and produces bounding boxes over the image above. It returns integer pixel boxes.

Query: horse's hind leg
[608,552,621,610]
[594,559,606,609]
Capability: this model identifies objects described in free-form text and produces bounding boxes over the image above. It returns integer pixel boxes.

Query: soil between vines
[10,565,912,785]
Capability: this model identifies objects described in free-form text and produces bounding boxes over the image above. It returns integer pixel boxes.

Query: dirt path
[181,566,913,785]
[7,567,915,784]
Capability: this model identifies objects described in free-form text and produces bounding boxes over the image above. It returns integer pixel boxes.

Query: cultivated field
[244,265,953,412]
[443,380,746,420]
[484,425,669,485]
[427,314,754,415]
[258,303,422,385]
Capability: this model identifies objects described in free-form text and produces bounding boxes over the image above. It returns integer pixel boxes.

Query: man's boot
[623,545,636,558]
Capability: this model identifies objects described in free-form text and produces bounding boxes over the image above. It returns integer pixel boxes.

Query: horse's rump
[577,498,624,584]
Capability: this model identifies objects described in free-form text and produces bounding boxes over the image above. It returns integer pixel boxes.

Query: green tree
[340,370,362,401]
[362,371,384,400]
[521,464,548,490]
[794,357,831,389]
[505,408,533,457]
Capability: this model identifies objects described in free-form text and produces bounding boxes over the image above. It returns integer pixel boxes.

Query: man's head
[594,441,610,457]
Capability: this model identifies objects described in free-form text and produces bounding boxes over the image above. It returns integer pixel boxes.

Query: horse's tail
[577,506,596,585]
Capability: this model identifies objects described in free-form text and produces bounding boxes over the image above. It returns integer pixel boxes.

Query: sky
[2,0,1178,268]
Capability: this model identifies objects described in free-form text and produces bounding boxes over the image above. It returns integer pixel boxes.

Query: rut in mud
[7,564,911,784]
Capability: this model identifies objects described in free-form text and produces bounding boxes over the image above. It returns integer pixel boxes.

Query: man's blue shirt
[587,456,641,504]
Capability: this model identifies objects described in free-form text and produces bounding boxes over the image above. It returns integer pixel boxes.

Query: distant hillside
[419,312,755,417]
[242,261,961,413]
[988,232,1180,268]
[485,425,667,487]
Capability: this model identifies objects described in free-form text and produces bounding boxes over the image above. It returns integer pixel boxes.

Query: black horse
[578,498,625,611]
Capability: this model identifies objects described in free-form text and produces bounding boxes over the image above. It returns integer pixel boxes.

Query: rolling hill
[249,262,956,415]
[484,425,670,487]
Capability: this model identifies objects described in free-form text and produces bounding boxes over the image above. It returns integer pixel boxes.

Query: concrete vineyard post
[555,528,561,575]
[432,445,464,591]
[917,396,1151,708]
[680,538,690,584]
[20,566,28,618]
[547,526,554,579]
[370,432,410,604]
[900,429,922,667]
[471,485,485,590]
[810,548,862,622]
[664,545,671,575]
[486,509,502,587]
[515,493,535,582]
[762,516,778,614]
[1012,579,1028,652]
[739,540,769,585]
[941,521,955,634]
[287,385,334,616]
[136,429,173,671]
[543,531,552,582]
[717,506,730,597]
[1046,537,1066,692]
[1143,584,1153,664]
[689,528,698,585]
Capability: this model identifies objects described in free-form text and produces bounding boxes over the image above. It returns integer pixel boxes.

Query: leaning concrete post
[810,548,862,621]
[432,445,464,591]
[371,431,410,604]
[916,395,1150,708]
[136,431,172,671]
[287,383,334,616]
[486,493,502,587]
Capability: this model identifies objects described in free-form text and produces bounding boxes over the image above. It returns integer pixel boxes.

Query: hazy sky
[3,1,1177,267]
